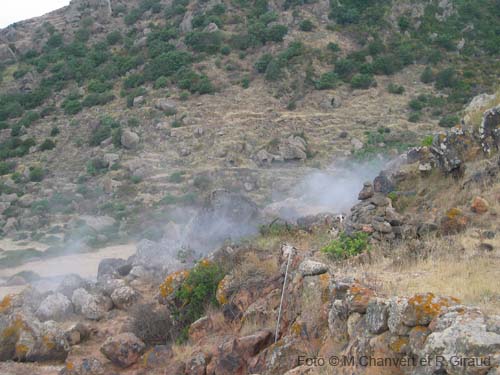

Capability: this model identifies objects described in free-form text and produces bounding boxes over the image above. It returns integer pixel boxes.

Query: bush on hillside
[321,232,369,259]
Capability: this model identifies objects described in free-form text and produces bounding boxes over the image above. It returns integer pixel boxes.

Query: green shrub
[123,73,145,89]
[171,117,184,128]
[130,175,142,184]
[169,171,185,183]
[29,167,45,182]
[0,161,15,176]
[255,53,273,73]
[86,157,108,175]
[241,76,250,89]
[62,99,82,115]
[327,42,341,52]
[439,114,459,128]
[220,45,231,55]
[420,66,434,84]
[39,139,56,151]
[387,83,404,94]
[125,8,142,25]
[372,55,402,75]
[335,58,357,80]
[46,33,64,49]
[185,31,222,54]
[350,73,374,89]
[112,127,123,148]
[435,68,457,89]
[88,80,113,93]
[17,111,40,127]
[154,76,168,89]
[316,71,338,90]
[89,116,120,146]
[408,112,421,123]
[264,59,283,81]
[176,69,214,94]
[172,260,225,342]
[75,28,91,43]
[193,175,211,190]
[82,93,115,107]
[421,135,434,147]
[409,99,424,111]
[368,39,385,56]
[106,31,123,45]
[13,67,30,79]
[321,232,369,259]
[31,200,49,215]
[299,19,314,31]
[144,51,192,81]
[398,16,410,31]
[264,24,288,42]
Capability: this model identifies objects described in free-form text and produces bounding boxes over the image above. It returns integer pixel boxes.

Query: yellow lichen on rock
[0,295,13,314]
[159,270,189,298]
[216,276,232,305]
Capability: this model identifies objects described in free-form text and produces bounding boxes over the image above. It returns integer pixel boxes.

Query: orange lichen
[389,337,409,353]
[0,295,13,314]
[408,293,460,322]
[42,335,56,350]
[216,276,230,305]
[319,274,331,304]
[199,259,212,267]
[66,362,74,371]
[446,208,463,220]
[142,349,153,366]
[2,317,25,339]
[412,325,428,333]
[15,344,29,357]
[159,270,189,298]
[290,322,302,337]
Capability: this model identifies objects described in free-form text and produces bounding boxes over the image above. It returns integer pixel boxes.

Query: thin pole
[275,247,292,343]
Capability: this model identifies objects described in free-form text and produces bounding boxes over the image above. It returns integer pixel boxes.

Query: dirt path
[0,243,136,298]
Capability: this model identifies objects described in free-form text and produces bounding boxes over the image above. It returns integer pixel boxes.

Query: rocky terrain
[0,0,499,373]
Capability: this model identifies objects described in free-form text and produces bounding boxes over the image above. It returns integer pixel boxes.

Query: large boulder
[209,330,274,374]
[100,333,146,368]
[71,289,112,320]
[366,298,389,334]
[57,274,90,298]
[479,105,500,154]
[35,293,73,322]
[154,99,177,114]
[0,312,70,362]
[402,293,459,326]
[298,260,328,277]
[418,306,500,375]
[120,130,140,149]
[133,239,183,272]
[97,258,129,280]
[279,135,308,161]
[110,286,138,310]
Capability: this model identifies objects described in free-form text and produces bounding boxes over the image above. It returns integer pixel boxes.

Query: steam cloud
[266,159,389,221]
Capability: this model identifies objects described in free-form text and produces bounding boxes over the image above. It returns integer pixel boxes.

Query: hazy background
[0,0,70,28]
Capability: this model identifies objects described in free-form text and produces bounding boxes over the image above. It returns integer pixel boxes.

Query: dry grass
[342,231,500,314]
[171,343,198,363]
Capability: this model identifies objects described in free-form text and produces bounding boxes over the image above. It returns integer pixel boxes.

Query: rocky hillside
[0,0,498,254]
[0,0,499,374]
[0,95,499,374]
